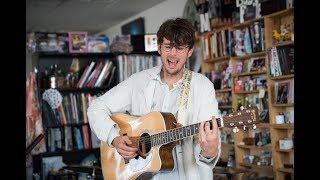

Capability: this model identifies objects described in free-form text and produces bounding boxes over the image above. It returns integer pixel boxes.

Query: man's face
[158,38,193,76]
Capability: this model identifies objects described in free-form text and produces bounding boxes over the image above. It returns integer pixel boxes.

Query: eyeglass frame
[160,43,190,53]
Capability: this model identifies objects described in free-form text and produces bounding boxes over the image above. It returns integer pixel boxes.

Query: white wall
[98,0,188,38]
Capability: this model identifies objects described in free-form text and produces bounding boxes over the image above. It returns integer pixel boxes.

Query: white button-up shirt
[87,65,221,180]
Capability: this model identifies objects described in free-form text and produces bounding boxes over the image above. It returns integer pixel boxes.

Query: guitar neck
[150,118,222,147]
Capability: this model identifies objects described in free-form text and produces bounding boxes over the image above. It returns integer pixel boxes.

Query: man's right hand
[111,136,138,159]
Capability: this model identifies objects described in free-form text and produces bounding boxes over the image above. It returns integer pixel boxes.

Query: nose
[169,47,179,55]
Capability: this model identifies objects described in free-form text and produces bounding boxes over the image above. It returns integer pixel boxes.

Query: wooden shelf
[200,8,294,180]
[45,122,89,129]
[222,143,234,148]
[234,89,267,94]
[37,51,159,58]
[239,163,273,170]
[256,123,270,128]
[277,167,294,173]
[272,41,294,48]
[219,105,233,109]
[231,51,266,60]
[35,147,100,157]
[272,103,294,107]
[269,74,294,80]
[233,71,267,77]
[271,124,294,129]
[276,148,293,153]
[203,56,230,63]
[265,8,294,19]
[215,88,232,93]
[40,87,111,94]
[237,145,271,149]
[232,17,264,29]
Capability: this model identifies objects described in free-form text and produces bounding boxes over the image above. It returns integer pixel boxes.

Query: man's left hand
[199,116,219,158]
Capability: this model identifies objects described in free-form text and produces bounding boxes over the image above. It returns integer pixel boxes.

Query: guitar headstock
[222,106,259,133]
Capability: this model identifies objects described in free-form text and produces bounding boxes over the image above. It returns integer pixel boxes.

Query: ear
[187,47,194,58]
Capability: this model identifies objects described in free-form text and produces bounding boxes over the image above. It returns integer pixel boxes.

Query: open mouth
[167,59,179,69]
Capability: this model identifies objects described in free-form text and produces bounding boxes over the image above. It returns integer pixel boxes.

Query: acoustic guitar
[100,107,259,179]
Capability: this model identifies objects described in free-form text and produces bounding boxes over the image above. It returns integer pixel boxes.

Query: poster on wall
[68,32,88,53]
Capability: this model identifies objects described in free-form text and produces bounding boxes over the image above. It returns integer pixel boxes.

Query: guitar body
[100,112,178,180]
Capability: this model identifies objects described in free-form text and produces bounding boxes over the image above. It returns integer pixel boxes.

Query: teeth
[168,59,178,63]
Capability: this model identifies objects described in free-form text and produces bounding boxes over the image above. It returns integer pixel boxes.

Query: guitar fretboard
[150,118,222,147]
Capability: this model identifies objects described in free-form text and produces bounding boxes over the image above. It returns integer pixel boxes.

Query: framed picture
[68,32,88,53]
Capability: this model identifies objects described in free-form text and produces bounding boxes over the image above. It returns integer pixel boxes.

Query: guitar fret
[171,129,174,141]
[179,128,183,139]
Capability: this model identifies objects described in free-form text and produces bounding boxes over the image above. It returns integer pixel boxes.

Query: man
[87,18,221,180]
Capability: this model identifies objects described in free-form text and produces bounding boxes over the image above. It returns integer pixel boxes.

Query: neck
[160,68,184,89]
[150,118,222,147]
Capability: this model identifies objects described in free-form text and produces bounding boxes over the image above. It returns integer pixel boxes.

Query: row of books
[274,79,294,104]
[117,55,161,82]
[267,44,294,77]
[234,76,267,93]
[77,60,116,88]
[45,93,100,127]
[234,57,266,74]
[201,20,265,59]
[46,124,99,152]
[203,62,232,90]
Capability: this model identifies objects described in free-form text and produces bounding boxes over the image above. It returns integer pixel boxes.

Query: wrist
[201,149,218,159]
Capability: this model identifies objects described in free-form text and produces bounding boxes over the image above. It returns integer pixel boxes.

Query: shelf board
[256,123,270,128]
[233,71,267,77]
[271,124,294,129]
[239,163,273,170]
[265,8,294,19]
[215,88,232,93]
[277,167,294,173]
[222,143,234,148]
[269,74,294,80]
[237,145,271,149]
[272,103,294,107]
[231,51,266,60]
[37,51,159,58]
[272,41,294,48]
[45,122,89,129]
[234,89,267,94]
[40,87,110,93]
[276,148,294,153]
[203,56,230,63]
[232,17,264,29]
[36,148,100,157]
[219,105,233,109]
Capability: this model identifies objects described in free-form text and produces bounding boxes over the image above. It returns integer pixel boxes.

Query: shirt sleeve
[87,74,135,144]
[194,76,221,169]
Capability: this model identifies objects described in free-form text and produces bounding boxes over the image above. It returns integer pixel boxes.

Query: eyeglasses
[161,44,189,53]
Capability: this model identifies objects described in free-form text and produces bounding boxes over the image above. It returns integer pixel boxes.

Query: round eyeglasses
[161,44,189,53]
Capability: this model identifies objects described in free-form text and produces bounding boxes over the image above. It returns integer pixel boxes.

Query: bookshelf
[31,50,160,178]
[200,7,294,179]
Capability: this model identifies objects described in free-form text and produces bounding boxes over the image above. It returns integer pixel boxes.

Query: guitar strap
[176,68,192,180]
[177,68,192,125]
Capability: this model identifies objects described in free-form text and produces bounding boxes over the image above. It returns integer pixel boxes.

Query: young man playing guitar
[87,18,221,180]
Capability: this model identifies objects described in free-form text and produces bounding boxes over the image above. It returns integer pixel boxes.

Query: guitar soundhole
[139,133,151,156]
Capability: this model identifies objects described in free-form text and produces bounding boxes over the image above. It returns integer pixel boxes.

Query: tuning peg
[240,106,245,110]
[233,127,239,133]
[253,124,257,130]
[243,125,247,131]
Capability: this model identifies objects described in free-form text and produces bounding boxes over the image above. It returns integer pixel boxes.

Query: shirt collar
[154,67,184,88]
